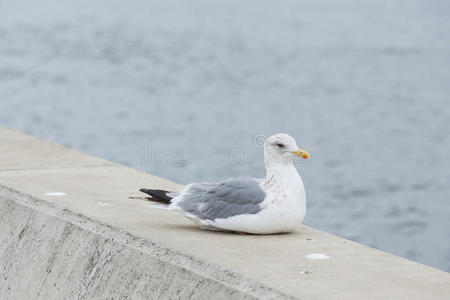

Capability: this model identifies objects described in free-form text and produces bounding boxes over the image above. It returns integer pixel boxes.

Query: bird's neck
[263,163,301,188]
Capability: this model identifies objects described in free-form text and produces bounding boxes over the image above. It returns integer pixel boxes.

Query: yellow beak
[292,149,310,159]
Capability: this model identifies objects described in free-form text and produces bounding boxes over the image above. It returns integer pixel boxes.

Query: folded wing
[172,178,266,220]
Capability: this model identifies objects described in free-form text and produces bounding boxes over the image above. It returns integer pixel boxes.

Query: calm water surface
[1,0,449,271]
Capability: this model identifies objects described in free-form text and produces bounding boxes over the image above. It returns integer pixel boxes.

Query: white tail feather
[129,196,170,210]
[147,202,170,210]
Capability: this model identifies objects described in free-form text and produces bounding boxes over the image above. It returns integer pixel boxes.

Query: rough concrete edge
[0,184,297,300]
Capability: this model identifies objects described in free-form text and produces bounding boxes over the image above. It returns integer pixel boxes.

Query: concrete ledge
[0,186,287,299]
[0,127,449,299]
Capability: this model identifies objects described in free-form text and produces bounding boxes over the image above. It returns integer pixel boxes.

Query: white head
[263,133,309,167]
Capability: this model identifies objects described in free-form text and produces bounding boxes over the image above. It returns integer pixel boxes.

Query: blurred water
[0,0,449,272]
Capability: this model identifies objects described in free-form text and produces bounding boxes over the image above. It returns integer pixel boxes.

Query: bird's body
[134,133,309,234]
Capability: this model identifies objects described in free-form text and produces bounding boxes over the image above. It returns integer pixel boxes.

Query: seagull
[133,133,309,234]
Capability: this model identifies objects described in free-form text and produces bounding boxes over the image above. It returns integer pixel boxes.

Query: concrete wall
[0,187,285,299]
[1,127,449,299]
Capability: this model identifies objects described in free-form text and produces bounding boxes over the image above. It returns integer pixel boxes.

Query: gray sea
[1,0,449,272]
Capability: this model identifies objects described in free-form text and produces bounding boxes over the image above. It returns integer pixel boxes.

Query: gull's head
[263,133,309,166]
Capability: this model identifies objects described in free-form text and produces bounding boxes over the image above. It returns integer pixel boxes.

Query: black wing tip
[139,188,173,204]
[140,188,168,194]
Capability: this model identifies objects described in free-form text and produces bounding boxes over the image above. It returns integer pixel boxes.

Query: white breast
[260,164,306,231]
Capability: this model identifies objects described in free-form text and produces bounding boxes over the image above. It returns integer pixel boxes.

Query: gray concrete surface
[0,126,449,299]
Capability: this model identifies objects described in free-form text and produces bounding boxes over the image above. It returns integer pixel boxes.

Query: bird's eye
[275,143,285,148]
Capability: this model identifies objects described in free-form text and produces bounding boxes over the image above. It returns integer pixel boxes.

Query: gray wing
[175,178,266,220]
